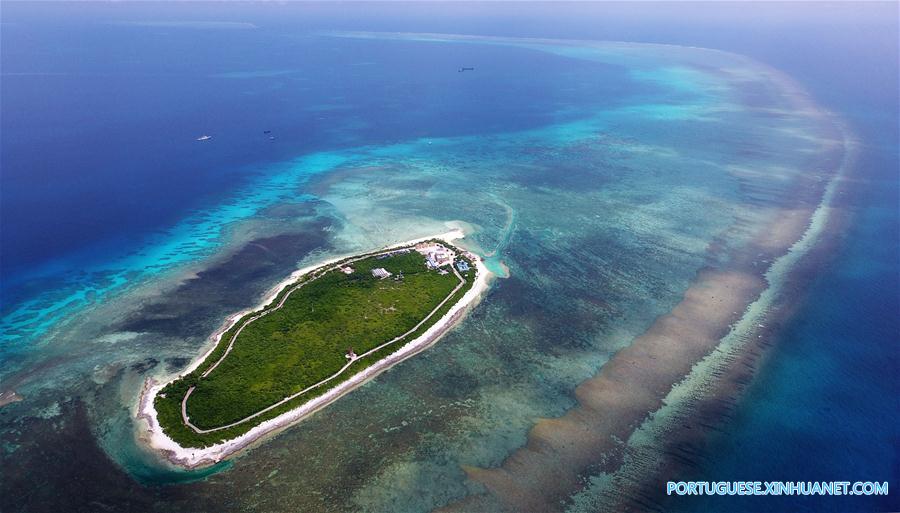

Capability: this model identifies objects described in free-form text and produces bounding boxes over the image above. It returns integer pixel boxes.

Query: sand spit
[136,230,493,469]
[0,390,24,408]
[440,87,855,513]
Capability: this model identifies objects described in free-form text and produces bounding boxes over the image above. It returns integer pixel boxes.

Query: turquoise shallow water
[1,4,897,512]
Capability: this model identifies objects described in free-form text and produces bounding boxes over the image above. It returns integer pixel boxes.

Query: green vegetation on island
[154,241,477,448]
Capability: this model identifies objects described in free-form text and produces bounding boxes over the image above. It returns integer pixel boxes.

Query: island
[137,232,490,468]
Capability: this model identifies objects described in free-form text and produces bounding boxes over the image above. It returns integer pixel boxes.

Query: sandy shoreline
[136,229,493,469]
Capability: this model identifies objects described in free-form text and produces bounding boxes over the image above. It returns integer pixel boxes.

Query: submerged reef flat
[0,30,873,513]
[425,44,858,512]
[138,231,491,467]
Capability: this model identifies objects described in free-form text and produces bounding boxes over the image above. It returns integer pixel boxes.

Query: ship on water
[196,135,212,141]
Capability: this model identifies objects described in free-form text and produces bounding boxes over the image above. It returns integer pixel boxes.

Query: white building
[371,267,392,279]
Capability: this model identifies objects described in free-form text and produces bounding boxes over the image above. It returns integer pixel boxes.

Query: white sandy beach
[136,229,493,469]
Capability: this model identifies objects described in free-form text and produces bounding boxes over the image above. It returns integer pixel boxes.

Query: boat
[196,135,212,141]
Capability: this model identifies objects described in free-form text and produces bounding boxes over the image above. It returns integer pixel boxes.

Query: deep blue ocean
[2,3,627,300]
[1,3,897,512]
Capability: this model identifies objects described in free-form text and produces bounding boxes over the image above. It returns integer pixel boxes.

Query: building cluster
[376,248,411,260]
[415,242,455,269]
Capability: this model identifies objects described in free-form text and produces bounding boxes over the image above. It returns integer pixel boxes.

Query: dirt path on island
[181,256,467,434]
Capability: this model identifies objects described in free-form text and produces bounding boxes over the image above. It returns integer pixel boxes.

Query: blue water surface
[1,3,897,512]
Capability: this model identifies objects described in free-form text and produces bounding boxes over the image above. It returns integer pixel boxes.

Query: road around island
[136,229,494,469]
[180,262,466,434]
